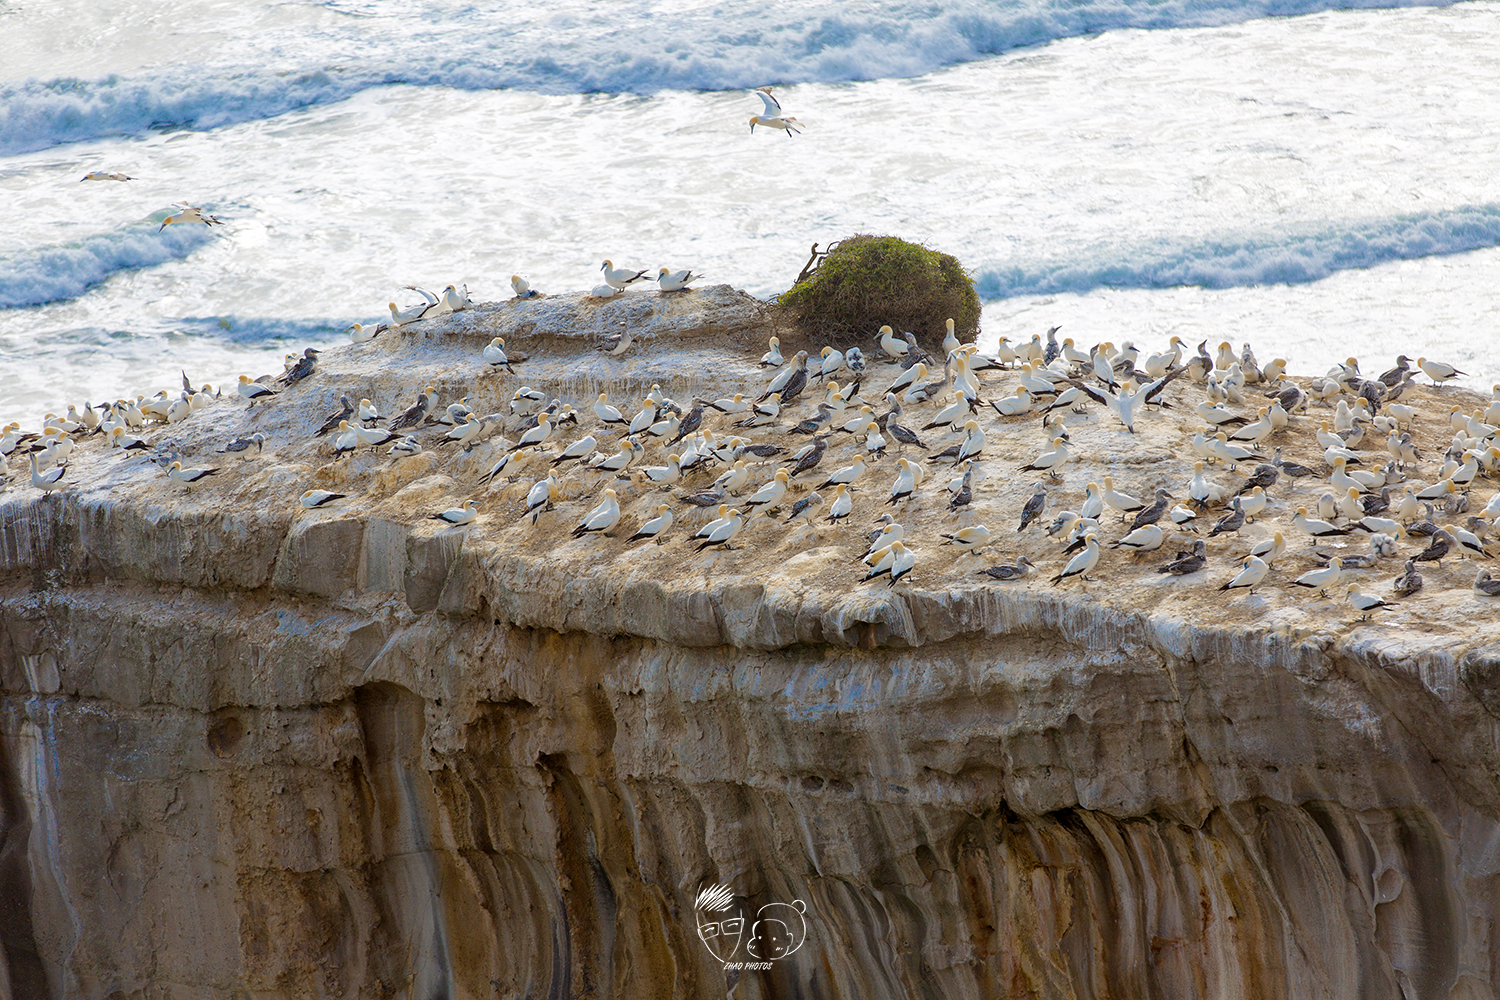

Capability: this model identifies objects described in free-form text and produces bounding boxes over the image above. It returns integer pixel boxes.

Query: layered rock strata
[1,285,1498,999]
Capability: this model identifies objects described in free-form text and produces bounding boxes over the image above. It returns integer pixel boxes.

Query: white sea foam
[0,223,216,309]
[0,0,1461,155]
[973,205,1500,300]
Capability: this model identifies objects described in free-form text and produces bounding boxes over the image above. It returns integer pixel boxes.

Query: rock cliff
[2,285,1498,999]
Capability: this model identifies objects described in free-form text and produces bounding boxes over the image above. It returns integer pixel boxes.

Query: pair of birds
[598,261,703,294]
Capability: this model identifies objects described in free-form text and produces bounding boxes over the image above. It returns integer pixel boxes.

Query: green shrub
[776,234,980,350]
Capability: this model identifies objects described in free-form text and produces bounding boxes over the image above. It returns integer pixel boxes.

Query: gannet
[356,423,399,450]
[1188,461,1227,507]
[699,393,750,415]
[347,322,382,343]
[627,504,674,544]
[1392,558,1423,597]
[543,434,593,468]
[1249,530,1287,564]
[331,420,359,457]
[761,351,809,402]
[947,462,973,513]
[237,375,277,405]
[28,452,66,493]
[748,87,803,137]
[586,394,625,429]
[166,460,219,487]
[887,458,918,505]
[601,260,649,289]
[1208,499,1246,537]
[1415,478,1458,501]
[1020,437,1070,480]
[758,336,784,368]
[1294,558,1343,595]
[388,297,436,327]
[511,274,538,298]
[442,284,473,312]
[940,524,992,555]
[300,489,346,509]
[1050,534,1101,585]
[1112,522,1166,554]
[158,204,222,231]
[814,346,846,382]
[389,436,422,458]
[818,455,867,490]
[385,389,431,432]
[1219,555,1269,592]
[825,483,853,524]
[989,385,1033,418]
[483,337,516,372]
[878,326,909,359]
[525,476,559,524]
[736,395,780,428]
[81,171,133,181]
[641,453,683,489]
[1101,477,1144,520]
[1016,483,1049,531]
[515,413,554,449]
[777,490,824,528]
[869,541,916,586]
[1293,507,1349,542]
[1344,584,1395,618]
[647,413,681,440]
[591,439,643,475]
[1159,539,1208,575]
[432,499,480,526]
[657,267,701,292]
[977,557,1035,581]
[713,460,750,495]
[1474,569,1500,597]
[844,347,867,379]
[696,508,747,551]
[1413,530,1454,567]
[744,469,790,513]
[693,504,735,542]
[1416,356,1466,384]
[109,426,150,451]
[220,433,266,455]
[864,421,887,457]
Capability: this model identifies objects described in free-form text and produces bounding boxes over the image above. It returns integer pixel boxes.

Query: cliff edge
[2,285,1498,999]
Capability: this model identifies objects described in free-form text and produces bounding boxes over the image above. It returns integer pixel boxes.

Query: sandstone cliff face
[2,286,1499,999]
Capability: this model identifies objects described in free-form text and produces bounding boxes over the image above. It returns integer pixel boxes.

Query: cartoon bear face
[744,900,807,960]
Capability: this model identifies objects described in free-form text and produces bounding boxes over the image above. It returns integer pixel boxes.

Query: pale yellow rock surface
[0,284,1497,998]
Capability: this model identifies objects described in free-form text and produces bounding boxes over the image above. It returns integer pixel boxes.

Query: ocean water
[2,0,1498,425]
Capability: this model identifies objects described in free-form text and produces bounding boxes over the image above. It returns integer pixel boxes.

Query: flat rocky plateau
[2,285,1498,999]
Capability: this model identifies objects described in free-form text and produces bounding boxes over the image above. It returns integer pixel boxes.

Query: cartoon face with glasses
[695,884,746,962]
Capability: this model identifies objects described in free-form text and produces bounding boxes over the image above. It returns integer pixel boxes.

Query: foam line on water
[0,0,1460,155]
[973,204,1500,300]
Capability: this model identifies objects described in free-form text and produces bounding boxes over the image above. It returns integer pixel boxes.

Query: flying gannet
[749,87,803,136]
